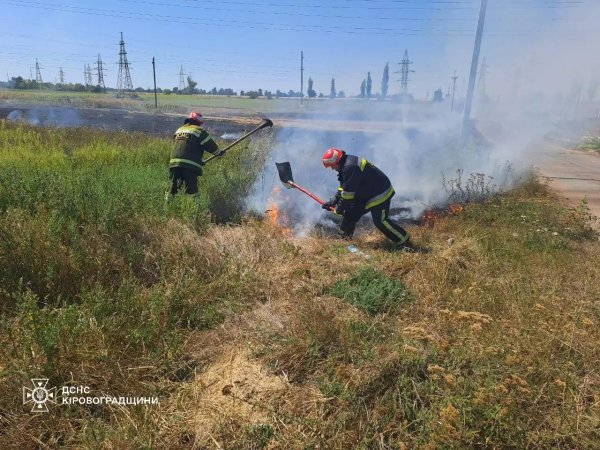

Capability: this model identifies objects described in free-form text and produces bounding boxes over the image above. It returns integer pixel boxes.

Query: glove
[215,150,225,157]
[322,198,337,210]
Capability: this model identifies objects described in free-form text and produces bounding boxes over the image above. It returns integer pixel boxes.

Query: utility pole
[59,67,65,86]
[35,59,43,88]
[152,57,158,108]
[116,32,134,97]
[478,57,488,99]
[461,0,488,144]
[95,54,107,92]
[300,50,304,105]
[451,70,458,112]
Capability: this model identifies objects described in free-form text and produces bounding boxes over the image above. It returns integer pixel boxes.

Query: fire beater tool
[203,117,273,164]
[275,162,335,211]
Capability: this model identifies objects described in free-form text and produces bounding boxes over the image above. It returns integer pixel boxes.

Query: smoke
[246,1,600,236]
[7,107,83,127]
[245,100,524,237]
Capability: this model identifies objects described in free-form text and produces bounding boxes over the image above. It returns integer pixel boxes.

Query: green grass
[0,88,435,116]
[0,120,273,448]
[577,135,600,153]
[330,266,412,315]
[0,120,598,449]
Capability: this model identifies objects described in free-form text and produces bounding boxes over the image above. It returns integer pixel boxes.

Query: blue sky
[0,0,593,97]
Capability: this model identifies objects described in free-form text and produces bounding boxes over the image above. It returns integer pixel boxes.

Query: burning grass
[0,121,599,448]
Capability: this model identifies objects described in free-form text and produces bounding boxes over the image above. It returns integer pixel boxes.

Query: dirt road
[525,141,600,219]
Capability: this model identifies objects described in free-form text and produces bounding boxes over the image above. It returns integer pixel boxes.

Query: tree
[185,75,197,94]
[330,78,336,99]
[360,79,366,98]
[433,88,444,102]
[307,77,316,98]
[381,63,389,100]
[338,90,346,98]
[366,72,372,98]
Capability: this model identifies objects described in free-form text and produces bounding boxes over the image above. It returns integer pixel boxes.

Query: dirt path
[525,141,600,219]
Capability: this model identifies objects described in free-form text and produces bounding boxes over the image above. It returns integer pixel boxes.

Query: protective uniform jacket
[169,119,219,174]
[336,154,395,213]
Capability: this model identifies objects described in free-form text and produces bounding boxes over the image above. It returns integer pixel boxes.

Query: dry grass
[1,172,599,449]
[158,181,599,449]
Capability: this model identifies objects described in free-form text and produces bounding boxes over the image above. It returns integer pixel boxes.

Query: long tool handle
[289,181,335,211]
[203,118,273,164]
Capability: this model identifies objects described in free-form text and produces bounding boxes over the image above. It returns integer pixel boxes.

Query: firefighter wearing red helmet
[168,111,223,196]
[322,148,415,250]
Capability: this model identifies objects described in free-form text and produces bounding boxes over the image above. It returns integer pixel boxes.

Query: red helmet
[188,111,204,125]
[322,148,344,169]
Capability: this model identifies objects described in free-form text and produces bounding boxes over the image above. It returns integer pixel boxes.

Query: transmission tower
[35,59,43,87]
[86,64,93,87]
[59,67,65,85]
[178,65,187,91]
[95,54,107,92]
[394,49,414,96]
[451,70,458,112]
[478,57,488,98]
[116,32,134,96]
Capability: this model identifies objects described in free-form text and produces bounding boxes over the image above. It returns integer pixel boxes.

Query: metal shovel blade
[275,162,294,188]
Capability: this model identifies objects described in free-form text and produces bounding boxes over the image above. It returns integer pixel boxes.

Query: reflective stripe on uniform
[381,209,409,243]
[176,125,202,138]
[366,185,395,210]
[341,191,355,200]
[200,135,213,145]
[360,159,368,171]
[169,158,204,170]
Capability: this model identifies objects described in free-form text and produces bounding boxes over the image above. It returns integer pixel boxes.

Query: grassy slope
[0,122,599,449]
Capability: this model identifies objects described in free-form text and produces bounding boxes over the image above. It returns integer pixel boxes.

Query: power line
[7,0,586,37]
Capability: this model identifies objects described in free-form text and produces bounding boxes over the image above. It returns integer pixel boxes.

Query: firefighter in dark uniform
[168,111,222,196]
[321,147,415,250]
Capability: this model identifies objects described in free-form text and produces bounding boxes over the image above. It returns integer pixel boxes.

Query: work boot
[394,239,416,252]
[335,229,353,240]
[395,239,430,254]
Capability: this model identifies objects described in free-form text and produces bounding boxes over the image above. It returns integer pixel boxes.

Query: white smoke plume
[246,1,600,236]
[7,107,83,128]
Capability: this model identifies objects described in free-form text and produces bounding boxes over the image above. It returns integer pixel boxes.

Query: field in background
[0,120,599,449]
[0,89,447,119]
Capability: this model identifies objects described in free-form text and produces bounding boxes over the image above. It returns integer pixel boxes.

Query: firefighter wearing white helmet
[168,111,223,196]
[322,148,416,250]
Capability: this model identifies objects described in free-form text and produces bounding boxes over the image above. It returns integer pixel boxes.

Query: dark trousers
[169,167,199,195]
[340,199,409,244]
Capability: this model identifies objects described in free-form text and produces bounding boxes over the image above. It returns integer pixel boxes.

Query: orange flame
[266,187,292,235]
[421,203,464,227]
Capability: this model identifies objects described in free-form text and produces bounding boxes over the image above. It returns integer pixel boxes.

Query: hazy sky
[0,0,594,97]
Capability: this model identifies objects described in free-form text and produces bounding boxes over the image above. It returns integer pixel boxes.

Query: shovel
[275,162,334,211]
[203,117,273,164]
